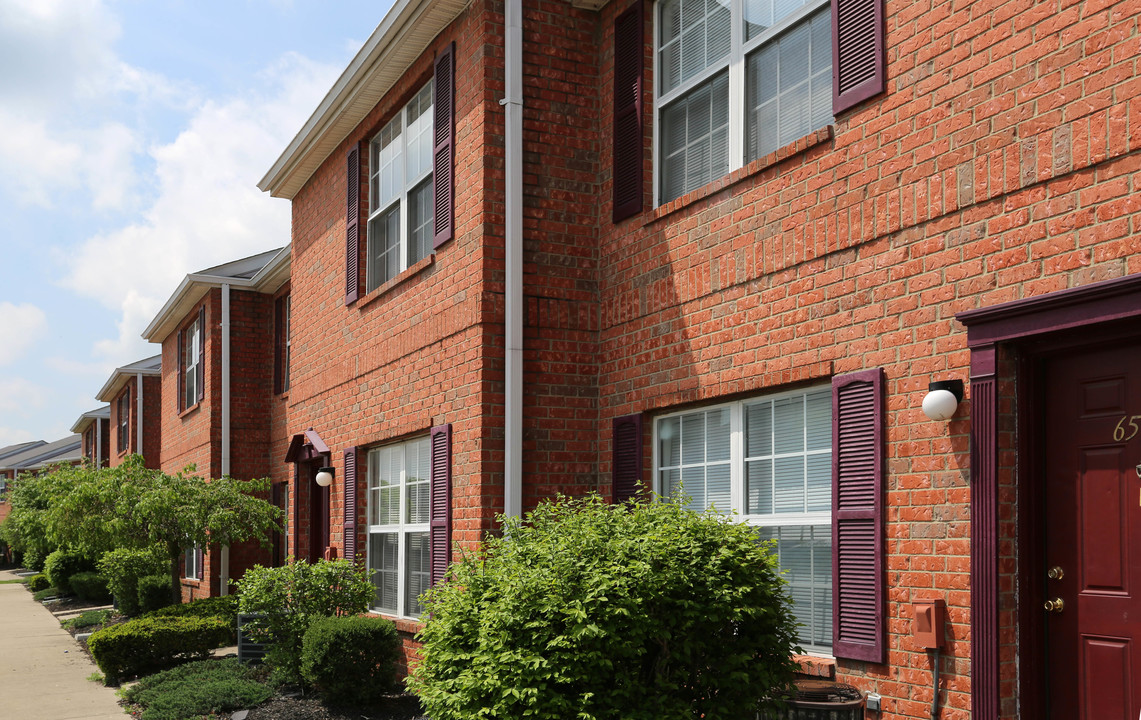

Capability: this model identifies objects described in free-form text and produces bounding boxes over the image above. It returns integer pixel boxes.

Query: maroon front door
[307,462,330,563]
[1044,341,1141,719]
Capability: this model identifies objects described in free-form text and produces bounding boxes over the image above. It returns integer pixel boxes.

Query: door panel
[1044,342,1141,720]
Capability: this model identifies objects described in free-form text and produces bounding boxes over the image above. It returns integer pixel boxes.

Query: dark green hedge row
[88,616,232,684]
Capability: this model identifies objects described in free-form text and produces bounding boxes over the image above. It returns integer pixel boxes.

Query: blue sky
[0,0,394,447]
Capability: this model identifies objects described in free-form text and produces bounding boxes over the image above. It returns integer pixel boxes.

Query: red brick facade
[108,376,162,468]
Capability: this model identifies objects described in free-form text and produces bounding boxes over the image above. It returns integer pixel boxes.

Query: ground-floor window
[367,436,431,618]
[183,544,201,579]
[655,385,833,654]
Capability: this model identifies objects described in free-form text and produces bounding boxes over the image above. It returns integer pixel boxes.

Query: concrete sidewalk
[0,568,127,719]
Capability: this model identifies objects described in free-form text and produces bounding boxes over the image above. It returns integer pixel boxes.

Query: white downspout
[136,373,144,458]
[95,418,102,467]
[502,0,523,521]
[220,284,231,595]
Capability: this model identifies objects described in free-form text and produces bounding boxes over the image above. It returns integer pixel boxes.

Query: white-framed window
[367,437,431,618]
[184,544,200,579]
[654,385,833,654]
[655,0,833,204]
[183,316,200,409]
[117,390,130,453]
[367,83,435,292]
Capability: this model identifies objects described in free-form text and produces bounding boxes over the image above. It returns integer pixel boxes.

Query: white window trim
[652,0,831,206]
[366,83,434,293]
[183,317,200,409]
[184,544,200,580]
[366,438,431,619]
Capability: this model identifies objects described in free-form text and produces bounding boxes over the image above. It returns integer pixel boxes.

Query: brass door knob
[1044,598,1065,613]
[1047,566,1064,580]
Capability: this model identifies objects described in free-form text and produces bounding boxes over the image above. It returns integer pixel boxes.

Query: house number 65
[1114,415,1141,442]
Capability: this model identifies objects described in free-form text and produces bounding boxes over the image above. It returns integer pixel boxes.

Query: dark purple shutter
[432,42,455,249]
[273,296,285,395]
[343,447,357,563]
[831,0,886,114]
[831,367,885,662]
[429,424,452,587]
[177,326,185,412]
[196,546,205,581]
[345,145,361,305]
[611,413,643,503]
[196,306,205,403]
[612,3,643,222]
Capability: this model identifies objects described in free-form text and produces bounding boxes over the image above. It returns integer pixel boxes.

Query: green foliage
[300,615,401,705]
[87,615,232,684]
[137,574,175,615]
[408,494,802,720]
[0,468,78,564]
[119,657,273,720]
[98,546,168,616]
[43,550,94,594]
[236,559,374,685]
[33,586,61,601]
[69,572,113,603]
[146,595,239,643]
[26,573,51,592]
[62,609,114,630]
[22,546,47,572]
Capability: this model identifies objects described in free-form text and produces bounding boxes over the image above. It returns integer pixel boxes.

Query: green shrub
[119,657,273,720]
[146,595,239,643]
[87,615,231,684]
[33,586,61,601]
[137,574,175,615]
[408,494,802,720]
[63,609,114,631]
[69,572,113,603]
[236,559,373,685]
[23,547,46,572]
[44,550,94,595]
[26,573,51,592]
[300,615,401,704]
[98,546,168,616]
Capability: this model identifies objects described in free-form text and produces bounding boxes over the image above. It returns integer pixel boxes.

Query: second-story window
[275,294,291,394]
[367,83,434,292]
[117,390,130,453]
[181,311,203,410]
[656,0,833,203]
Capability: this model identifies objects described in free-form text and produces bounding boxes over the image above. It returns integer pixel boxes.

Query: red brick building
[71,408,111,468]
[95,356,162,468]
[142,247,292,600]
[258,0,1141,718]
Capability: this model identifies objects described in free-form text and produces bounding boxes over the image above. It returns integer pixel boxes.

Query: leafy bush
[44,550,94,595]
[236,559,373,685]
[26,573,51,592]
[146,595,239,643]
[87,615,232,684]
[301,615,401,704]
[23,546,46,572]
[33,586,61,601]
[98,546,168,616]
[137,574,175,615]
[408,494,802,720]
[63,609,114,630]
[69,572,113,603]
[119,657,273,720]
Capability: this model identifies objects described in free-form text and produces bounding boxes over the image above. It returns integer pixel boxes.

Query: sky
[0,0,396,447]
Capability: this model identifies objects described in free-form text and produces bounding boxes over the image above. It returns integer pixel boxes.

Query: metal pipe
[502,0,523,521]
[220,283,231,595]
[136,372,144,457]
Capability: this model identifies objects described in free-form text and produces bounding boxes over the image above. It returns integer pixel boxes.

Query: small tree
[236,559,374,685]
[0,464,84,565]
[408,494,802,720]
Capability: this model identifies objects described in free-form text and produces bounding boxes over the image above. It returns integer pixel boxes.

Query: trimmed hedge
[98,547,168,617]
[146,595,239,643]
[69,572,113,603]
[301,615,401,705]
[138,574,175,615]
[120,658,273,720]
[88,616,232,684]
[44,550,94,595]
[26,573,51,592]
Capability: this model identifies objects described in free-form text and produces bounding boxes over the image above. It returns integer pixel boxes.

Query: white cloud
[0,377,48,416]
[0,302,46,365]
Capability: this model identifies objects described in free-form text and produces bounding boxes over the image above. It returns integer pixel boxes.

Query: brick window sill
[181,578,201,587]
[794,653,835,679]
[646,126,834,226]
[178,401,202,419]
[359,254,435,309]
[369,611,424,636]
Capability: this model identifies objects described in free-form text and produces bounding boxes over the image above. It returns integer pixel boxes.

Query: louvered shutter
[196,306,205,403]
[612,3,643,222]
[432,42,455,249]
[196,546,205,581]
[831,368,885,662]
[343,447,358,563]
[429,424,452,587]
[831,0,886,114]
[177,326,185,412]
[345,145,361,305]
[612,413,643,503]
[273,297,285,395]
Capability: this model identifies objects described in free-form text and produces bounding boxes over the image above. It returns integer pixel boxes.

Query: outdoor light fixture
[922,379,964,421]
[315,467,335,487]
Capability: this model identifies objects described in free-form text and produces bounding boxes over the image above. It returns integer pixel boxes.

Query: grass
[0,579,24,584]
[87,671,105,684]
[118,658,273,720]
[33,587,63,601]
[63,609,115,630]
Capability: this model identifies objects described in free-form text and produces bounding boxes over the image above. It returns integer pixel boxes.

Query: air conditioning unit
[767,679,865,720]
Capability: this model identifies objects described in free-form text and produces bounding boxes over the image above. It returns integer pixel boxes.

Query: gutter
[502,0,523,520]
[136,373,144,457]
[220,283,232,596]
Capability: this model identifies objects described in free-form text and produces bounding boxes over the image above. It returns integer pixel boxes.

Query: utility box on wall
[912,599,946,649]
